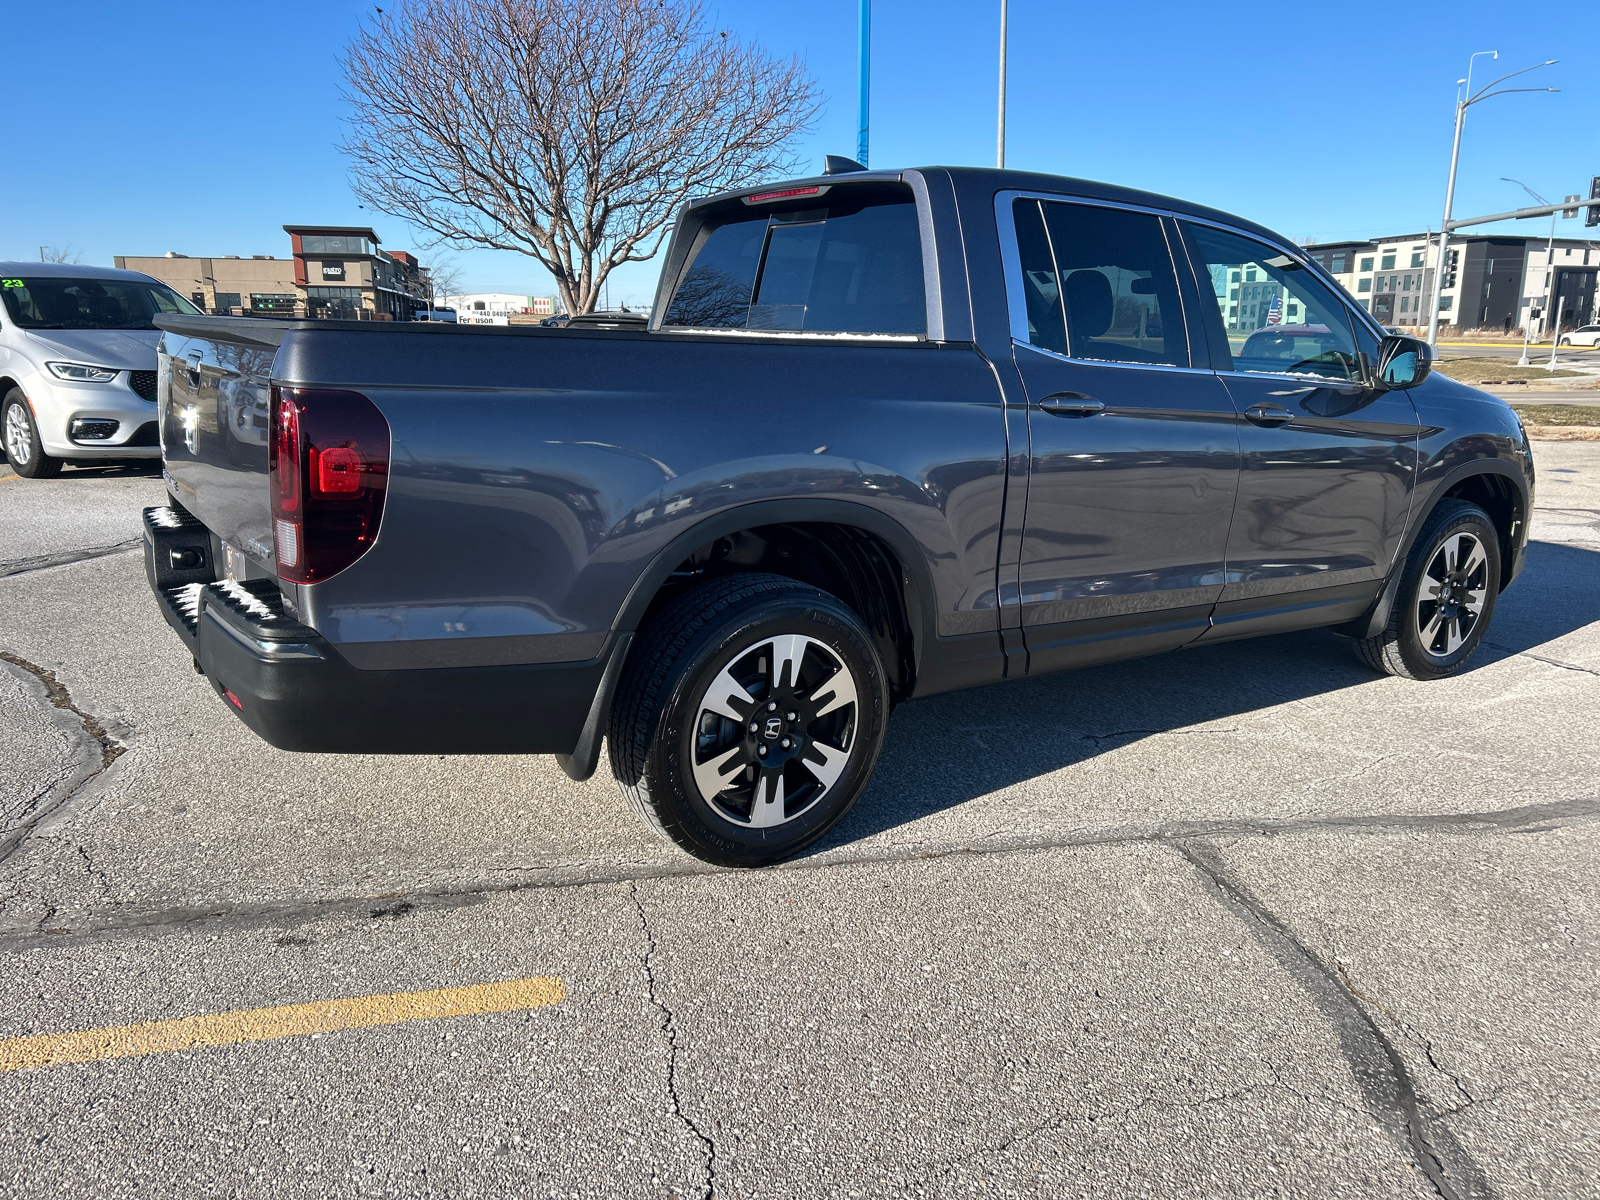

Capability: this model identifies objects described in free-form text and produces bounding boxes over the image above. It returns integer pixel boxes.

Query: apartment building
[1304,232,1600,334]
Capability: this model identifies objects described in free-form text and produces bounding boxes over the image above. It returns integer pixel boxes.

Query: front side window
[0,276,199,330]
[663,187,925,335]
[1183,223,1362,383]
[1013,199,1187,367]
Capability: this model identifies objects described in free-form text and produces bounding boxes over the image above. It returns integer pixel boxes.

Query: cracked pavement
[0,446,1596,1198]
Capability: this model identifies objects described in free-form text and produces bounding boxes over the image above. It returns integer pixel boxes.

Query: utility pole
[1501,178,1557,366]
[857,0,870,168]
[996,0,1009,168]
[1426,54,1558,347]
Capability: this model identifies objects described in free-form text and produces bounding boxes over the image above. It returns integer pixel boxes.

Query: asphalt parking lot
[0,446,1596,1200]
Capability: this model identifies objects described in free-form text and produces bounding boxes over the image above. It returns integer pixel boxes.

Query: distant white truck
[1,262,201,478]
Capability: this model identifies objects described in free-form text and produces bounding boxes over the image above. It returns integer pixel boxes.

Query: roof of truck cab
[696,166,1295,253]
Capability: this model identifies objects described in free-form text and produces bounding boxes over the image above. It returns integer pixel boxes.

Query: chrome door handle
[1038,393,1104,418]
[1245,403,1294,427]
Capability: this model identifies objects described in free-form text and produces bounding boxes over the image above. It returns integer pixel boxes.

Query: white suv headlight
[46,362,120,382]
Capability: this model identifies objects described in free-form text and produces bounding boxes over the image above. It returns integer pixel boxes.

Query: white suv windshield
[0,276,200,331]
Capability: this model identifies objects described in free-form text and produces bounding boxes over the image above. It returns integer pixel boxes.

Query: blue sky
[3,1,1596,307]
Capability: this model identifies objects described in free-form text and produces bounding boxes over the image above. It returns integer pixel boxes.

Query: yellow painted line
[0,976,564,1073]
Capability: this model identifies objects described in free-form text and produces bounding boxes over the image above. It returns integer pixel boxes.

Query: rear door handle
[1245,403,1294,427]
[1038,393,1105,418]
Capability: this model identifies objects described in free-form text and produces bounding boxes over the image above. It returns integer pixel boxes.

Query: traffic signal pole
[1425,57,1558,346]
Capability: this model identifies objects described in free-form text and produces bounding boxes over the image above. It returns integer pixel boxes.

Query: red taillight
[269,386,391,584]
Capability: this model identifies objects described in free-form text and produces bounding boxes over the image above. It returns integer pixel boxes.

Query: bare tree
[39,246,80,264]
[422,255,464,306]
[340,0,820,315]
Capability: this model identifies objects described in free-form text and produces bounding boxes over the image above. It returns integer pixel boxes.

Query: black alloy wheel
[1356,499,1500,680]
[2,389,62,479]
[609,573,888,866]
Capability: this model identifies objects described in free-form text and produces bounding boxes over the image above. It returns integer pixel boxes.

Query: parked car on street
[414,306,457,323]
[142,165,1534,865]
[1558,324,1600,347]
[1,262,201,477]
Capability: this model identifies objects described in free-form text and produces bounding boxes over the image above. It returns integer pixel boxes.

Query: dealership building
[117,225,430,321]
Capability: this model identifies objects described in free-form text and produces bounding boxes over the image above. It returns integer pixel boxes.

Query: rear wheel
[2,390,61,479]
[608,573,888,866]
[1355,499,1500,680]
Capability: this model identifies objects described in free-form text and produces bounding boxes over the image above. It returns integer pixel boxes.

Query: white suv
[1558,324,1600,347]
[0,262,201,478]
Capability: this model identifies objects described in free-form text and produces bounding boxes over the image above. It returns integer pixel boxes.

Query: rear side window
[663,188,926,335]
[1012,199,1189,367]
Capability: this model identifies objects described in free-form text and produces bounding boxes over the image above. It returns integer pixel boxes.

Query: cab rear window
[662,187,926,336]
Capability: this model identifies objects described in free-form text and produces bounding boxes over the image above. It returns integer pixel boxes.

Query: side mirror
[1376,334,1433,389]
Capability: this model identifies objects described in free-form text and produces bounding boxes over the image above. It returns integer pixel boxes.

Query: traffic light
[1587,176,1600,228]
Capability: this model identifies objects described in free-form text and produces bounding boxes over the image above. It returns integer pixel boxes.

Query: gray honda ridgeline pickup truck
[145,164,1534,866]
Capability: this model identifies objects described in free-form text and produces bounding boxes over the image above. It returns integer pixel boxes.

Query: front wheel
[2,390,62,479]
[1355,499,1500,680]
[1560,337,1572,347]
[608,574,888,866]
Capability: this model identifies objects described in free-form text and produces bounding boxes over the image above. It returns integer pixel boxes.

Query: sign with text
[320,261,347,282]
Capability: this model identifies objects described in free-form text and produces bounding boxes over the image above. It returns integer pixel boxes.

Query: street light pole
[857,0,870,167]
[996,0,1008,169]
[1425,54,1558,347]
[1427,81,1471,348]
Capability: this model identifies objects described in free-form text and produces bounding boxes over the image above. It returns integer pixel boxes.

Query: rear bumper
[144,506,604,755]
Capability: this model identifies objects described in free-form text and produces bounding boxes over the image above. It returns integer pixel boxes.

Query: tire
[2,389,62,479]
[608,573,889,867]
[1355,499,1500,680]
[1560,337,1572,347]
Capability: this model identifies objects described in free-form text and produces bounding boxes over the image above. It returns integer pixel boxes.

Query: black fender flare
[557,499,936,782]
[1335,457,1530,641]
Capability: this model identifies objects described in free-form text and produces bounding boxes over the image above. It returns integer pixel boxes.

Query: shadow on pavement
[61,461,163,479]
[824,538,1600,850]
[1486,540,1600,655]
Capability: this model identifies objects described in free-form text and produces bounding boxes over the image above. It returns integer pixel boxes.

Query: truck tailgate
[155,315,287,571]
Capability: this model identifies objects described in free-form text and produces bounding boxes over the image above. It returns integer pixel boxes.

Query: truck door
[1176,221,1420,640]
[1003,198,1240,675]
